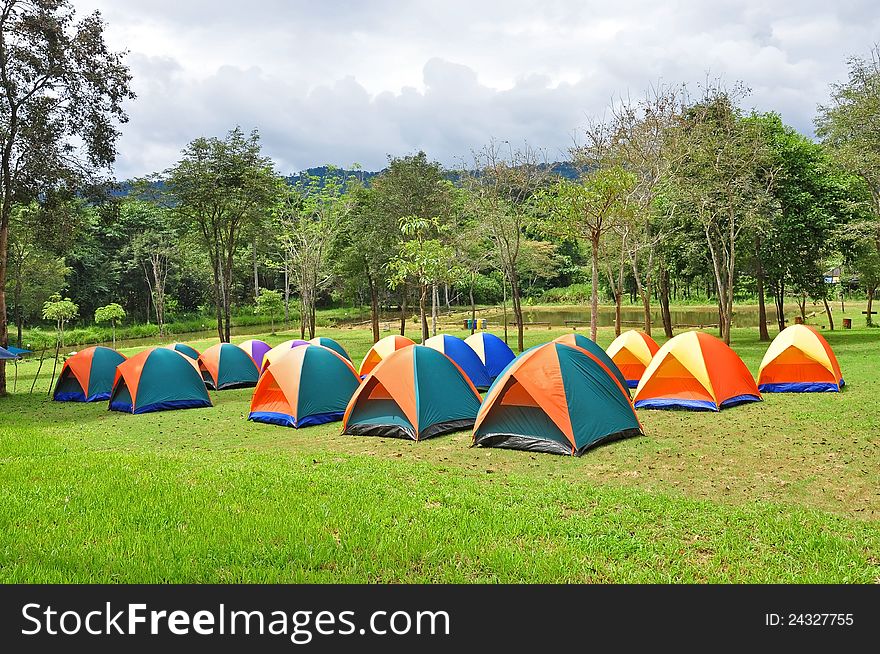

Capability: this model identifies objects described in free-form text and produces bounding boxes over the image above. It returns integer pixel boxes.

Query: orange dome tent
[343,345,481,440]
[53,346,126,402]
[633,331,761,411]
[358,334,415,376]
[198,343,260,390]
[605,330,660,388]
[757,325,843,392]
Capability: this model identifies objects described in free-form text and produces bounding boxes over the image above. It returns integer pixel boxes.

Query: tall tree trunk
[444,283,450,311]
[14,276,22,348]
[510,270,524,352]
[368,273,380,343]
[823,297,834,330]
[0,210,9,396]
[213,257,224,342]
[399,288,407,336]
[774,284,786,332]
[799,293,807,321]
[283,253,290,328]
[431,282,439,336]
[502,275,509,344]
[469,283,476,335]
[419,283,429,342]
[659,265,673,338]
[253,240,259,300]
[755,237,769,341]
[867,287,876,327]
[590,234,600,341]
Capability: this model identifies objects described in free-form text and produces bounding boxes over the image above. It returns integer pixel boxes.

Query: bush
[540,283,593,304]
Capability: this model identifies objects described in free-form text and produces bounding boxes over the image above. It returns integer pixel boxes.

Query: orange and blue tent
[757,325,843,392]
[473,342,641,456]
[164,343,200,360]
[53,346,126,402]
[262,339,310,370]
[605,330,660,388]
[424,334,492,389]
[237,339,271,369]
[343,345,482,441]
[308,337,351,361]
[109,347,212,414]
[553,333,629,393]
[198,343,260,390]
[358,334,415,376]
[249,345,361,428]
[464,332,515,380]
[633,331,761,411]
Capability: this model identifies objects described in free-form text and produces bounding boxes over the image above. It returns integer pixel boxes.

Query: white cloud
[70,0,880,178]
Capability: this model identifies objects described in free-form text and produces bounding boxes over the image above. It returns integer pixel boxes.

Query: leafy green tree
[254,288,284,334]
[538,166,637,341]
[387,216,457,342]
[276,168,352,339]
[42,294,78,348]
[666,86,775,344]
[372,152,452,337]
[5,203,70,345]
[94,303,125,349]
[816,46,880,322]
[165,127,279,343]
[466,140,550,351]
[0,0,133,395]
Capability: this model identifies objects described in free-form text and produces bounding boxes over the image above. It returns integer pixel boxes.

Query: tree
[0,0,133,395]
[333,185,397,343]
[165,127,278,343]
[467,140,550,352]
[751,113,848,336]
[5,203,69,345]
[579,85,683,336]
[41,293,77,348]
[816,46,880,323]
[276,168,351,339]
[94,303,125,348]
[371,152,451,338]
[538,167,637,341]
[254,288,283,334]
[666,85,775,344]
[387,216,457,341]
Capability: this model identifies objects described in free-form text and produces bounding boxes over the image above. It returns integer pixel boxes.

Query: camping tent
[553,333,629,393]
[109,347,212,414]
[358,334,415,376]
[633,331,761,411]
[164,343,200,360]
[249,344,361,428]
[424,334,493,389]
[0,346,18,360]
[237,339,271,369]
[343,345,482,440]
[605,330,660,388]
[757,325,844,392]
[198,343,260,390]
[53,346,126,402]
[463,332,516,380]
[473,342,641,456]
[308,337,351,361]
[262,339,310,370]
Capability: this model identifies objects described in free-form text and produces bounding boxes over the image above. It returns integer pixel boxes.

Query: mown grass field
[1,316,879,583]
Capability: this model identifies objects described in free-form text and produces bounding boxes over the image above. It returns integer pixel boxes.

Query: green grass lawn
[1,319,879,583]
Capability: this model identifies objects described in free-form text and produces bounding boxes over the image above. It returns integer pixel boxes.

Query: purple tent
[237,339,272,369]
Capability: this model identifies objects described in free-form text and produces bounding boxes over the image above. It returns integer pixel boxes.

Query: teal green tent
[109,347,212,414]
[473,342,642,456]
[342,345,482,440]
[198,343,260,390]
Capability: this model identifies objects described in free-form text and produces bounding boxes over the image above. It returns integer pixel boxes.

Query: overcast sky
[72,0,879,179]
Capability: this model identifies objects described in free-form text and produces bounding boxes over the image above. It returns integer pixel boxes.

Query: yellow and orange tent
[605,330,659,388]
[633,331,761,411]
[757,325,843,392]
[357,334,415,376]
